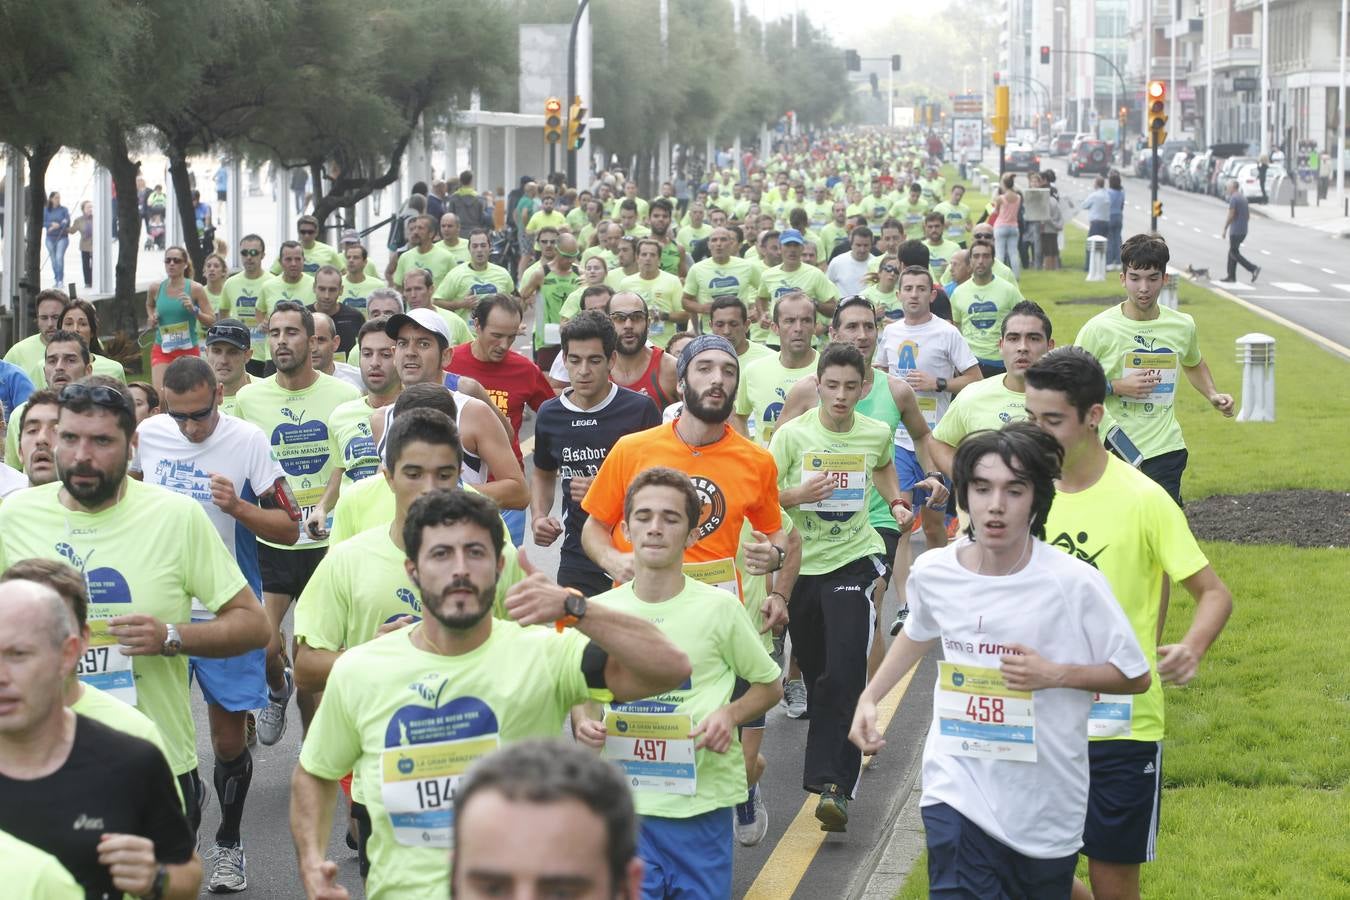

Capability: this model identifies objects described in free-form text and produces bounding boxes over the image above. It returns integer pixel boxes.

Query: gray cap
[675,334,738,383]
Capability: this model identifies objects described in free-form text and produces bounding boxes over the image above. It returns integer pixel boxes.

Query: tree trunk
[166,143,204,280]
[107,134,145,331]
[22,141,58,317]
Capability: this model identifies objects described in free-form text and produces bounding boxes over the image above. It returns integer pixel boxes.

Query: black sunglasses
[239,248,262,257]
[59,383,135,417]
[166,404,215,422]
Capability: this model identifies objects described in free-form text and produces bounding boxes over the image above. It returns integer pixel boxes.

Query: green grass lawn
[895,187,1350,897]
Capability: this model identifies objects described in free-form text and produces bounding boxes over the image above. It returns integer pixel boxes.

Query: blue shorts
[1082,740,1163,864]
[189,648,269,712]
[894,446,948,510]
[922,801,1076,900]
[500,507,526,547]
[637,808,733,900]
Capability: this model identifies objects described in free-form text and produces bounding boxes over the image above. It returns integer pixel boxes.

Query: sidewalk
[1249,195,1350,237]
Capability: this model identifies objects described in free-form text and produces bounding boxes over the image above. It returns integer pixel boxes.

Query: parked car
[1213,156,1256,196]
[1004,145,1041,173]
[1034,134,1052,153]
[1183,152,1216,193]
[1052,131,1076,156]
[1167,151,1193,187]
[1068,140,1112,176]
[1236,162,1287,200]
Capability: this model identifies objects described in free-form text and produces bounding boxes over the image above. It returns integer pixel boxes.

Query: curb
[850,767,925,900]
[1203,281,1350,361]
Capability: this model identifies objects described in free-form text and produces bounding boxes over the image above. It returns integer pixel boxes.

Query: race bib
[1088,693,1133,738]
[380,733,499,848]
[543,322,561,346]
[189,596,216,623]
[78,619,136,705]
[682,558,738,598]
[935,661,1036,762]
[917,395,938,429]
[603,711,696,796]
[800,452,866,512]
[649,318,666,335]
[159,320,192,353]
[1121,351,1178,406]
[293,481,332,546]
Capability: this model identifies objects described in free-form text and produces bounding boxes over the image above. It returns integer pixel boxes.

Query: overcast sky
[757,0,914,43]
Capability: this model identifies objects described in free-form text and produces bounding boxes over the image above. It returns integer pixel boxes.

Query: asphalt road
[1037,152,1350,353]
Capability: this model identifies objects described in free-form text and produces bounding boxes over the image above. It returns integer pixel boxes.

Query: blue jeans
[993,224,1021,280]
[1107,216,1123,266]
[46,234,68,285]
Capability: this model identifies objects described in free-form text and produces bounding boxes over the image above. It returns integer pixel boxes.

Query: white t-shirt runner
[903,539,1148,859]
[132,412,286,604]
[875,316,978,451]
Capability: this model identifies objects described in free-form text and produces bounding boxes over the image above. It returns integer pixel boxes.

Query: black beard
[617,330,649,356]
[59,461,126,508]
[420,577,496,632]
[684,387,734,424]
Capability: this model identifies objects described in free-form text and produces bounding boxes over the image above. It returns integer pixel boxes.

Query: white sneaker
[205,842,247,893]
[734,784,769,846]
[257,667,293,746]
[782,678,808,719]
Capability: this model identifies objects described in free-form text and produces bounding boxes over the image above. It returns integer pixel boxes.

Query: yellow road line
[1206,283,1350,360]
[743,667,920,900]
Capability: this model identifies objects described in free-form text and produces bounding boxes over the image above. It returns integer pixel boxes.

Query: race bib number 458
[935,661,1036,762]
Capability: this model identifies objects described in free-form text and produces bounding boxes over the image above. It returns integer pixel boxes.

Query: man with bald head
[681,226,760,328]
[306,264,363,355]
[0,578,202,899]
[437,212,469,267]
[308,312,363,390]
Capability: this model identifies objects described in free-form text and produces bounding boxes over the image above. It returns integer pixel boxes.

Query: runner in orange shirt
[581,333,798,846]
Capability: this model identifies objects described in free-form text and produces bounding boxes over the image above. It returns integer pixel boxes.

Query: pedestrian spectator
[290,167,309,213]
[1039,171,1063,271]
[1257,154,1270,204]
[426,178,447,220]
[43,191,70,287]
[1221,179,1260,284]
[990,175,1022,280]
[1106,170,1125,269]
[69,200,94,289]
[214,161,228,219]
[1080,175,1111,272]
[447,169,488,232]
[192,189,212,235]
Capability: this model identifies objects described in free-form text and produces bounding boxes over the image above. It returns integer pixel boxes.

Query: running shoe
[782,678,808,719]
[890,605,910,637]
[734,784,769,846]
[205,842,247,893]
[816,785,849,833]
[257,667,293,746]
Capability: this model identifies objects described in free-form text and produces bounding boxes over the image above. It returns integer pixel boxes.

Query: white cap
[384,307,451,347]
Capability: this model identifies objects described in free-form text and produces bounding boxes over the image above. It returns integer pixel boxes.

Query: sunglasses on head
[207,323,251,346]
[59,383,135,417]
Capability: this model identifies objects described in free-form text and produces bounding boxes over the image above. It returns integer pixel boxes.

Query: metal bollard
[1085,235,1108,281]
[1159,270,1180,309]
[1235,333,1276,422]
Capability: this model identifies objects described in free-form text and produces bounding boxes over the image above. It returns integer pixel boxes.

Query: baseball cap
[778,229,805,246]
[205,318,251,350]
[340,228,360,245]
[384,308,450,347]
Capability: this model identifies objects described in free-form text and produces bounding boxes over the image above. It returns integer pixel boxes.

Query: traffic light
[891,54,902,72]
[567,96,587,151]
[1152,200,1163,219]
[992,85,1010,147]
[1119,105,1128,129]
[870,72,880,98]
[845,49,861,71]
[544,97,563,144]
[1146,80,1167,147]
[1040,45,1050,65]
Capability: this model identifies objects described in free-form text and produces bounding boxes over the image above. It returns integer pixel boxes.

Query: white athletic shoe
[257,667,293,746]
[205,842,247,893]
[782,678,808,719]
[734,784,769,846]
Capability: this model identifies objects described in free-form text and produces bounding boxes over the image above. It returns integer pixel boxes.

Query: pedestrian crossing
[1209,279,1350,302]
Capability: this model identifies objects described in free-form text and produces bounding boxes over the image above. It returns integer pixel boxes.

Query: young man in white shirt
[851,423,1150,899]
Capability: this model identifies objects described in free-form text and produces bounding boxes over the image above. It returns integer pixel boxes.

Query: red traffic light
[1147,80,1165,100]
[1040,45,1050,64]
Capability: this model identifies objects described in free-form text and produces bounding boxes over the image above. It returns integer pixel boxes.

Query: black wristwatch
[936,376,949,392]
[564,590,588,621]
[770,544,787,572]
[143,865,168,900]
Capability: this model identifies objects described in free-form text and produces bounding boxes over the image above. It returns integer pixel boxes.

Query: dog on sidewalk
[1185,264,1210,282]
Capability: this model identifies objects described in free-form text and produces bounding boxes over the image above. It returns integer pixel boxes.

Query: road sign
[952,93,984,116]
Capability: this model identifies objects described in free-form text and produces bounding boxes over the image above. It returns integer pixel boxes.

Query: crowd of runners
[0,126,1234,900]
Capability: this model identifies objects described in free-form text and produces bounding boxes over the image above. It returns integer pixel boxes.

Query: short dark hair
[561,310,618,357]
[35,289,70,315]
[1024,347,1107,419]
[269,300,315,337]
[1001,300,1053,342]
[459,170,473,187]
[279,239,304,256]
[385,407,462,471]
[60,375,137,440]
[1,558,88,629]
[357,317,392,348]
[709,295,748,322]
[467,227,491,243]
[649,197,672,216]
[162,356,216,395]
[403,488,504,564]
[240,233,266,254]
[619,198,637,214]
[817,341,867,382]
[45,330,90,365]
[1120,233,1169,272]
[19,389,60,433]
[581,285,614,306]
[951,423,1063,540]
[623,466,702,533]
[851,226,873,243]
[899,265,933,288]
[772,289,812,324]
[880,218,904,235]
[472,294,523,330]
[924,211,945,225]
[391,383,459,422]
[452,741,637,894]
[897,239,931,269]
[831,296,877,329]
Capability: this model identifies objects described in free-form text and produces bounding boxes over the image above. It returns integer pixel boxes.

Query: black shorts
[732,677,766,730]
[556,562,614,598]
[1082,740,1163,864]
[1139,449,1187,507]
[257,544,327,598]
[877,526,901,587]
[923,801,1077,899]
[978,359,1006,379]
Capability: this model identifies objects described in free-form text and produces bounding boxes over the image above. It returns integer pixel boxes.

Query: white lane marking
[1333,284,1350,294]
[1211,234,1222,240]
[1177,220,1186,226]
[1215,280,1255,291]
[1270,282,1318,293]
[1322,268,1336,274]
[1248,295,1350,303]
[1260,249,1271,255]
[1192,227,1202,233]
[1289,259,1303,265]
